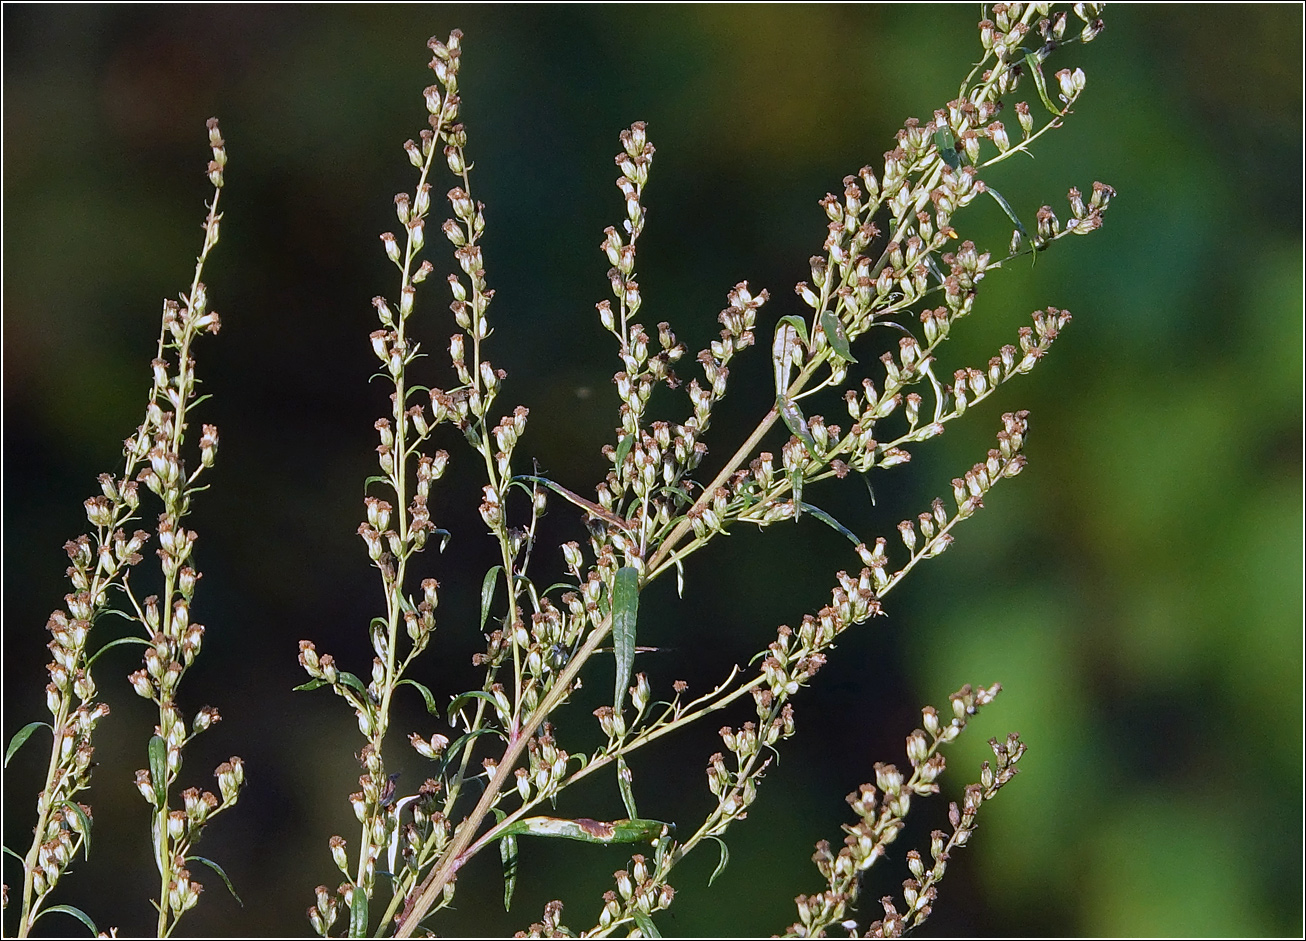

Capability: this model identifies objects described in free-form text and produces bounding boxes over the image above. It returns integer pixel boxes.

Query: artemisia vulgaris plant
[296,3,1112,937]
[5,4,1113,937]
[5,119,246,938]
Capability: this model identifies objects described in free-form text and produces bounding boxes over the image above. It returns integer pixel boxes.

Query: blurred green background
[4,5,1301,937]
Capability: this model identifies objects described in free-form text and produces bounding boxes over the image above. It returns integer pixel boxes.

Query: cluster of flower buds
[596,854,675,931]
[518,899,569,938]
[57,134,235,934]
[786,684,1006,937]
[164,866,203,918]
[103,179,235,928]
[204,116,226,190]
[877,732,1025,934]
[26,800,93,905]
[326,35,500,918]
[515,725,572,804]
[308,883,342,936]
[683,281,765,430]
[756,567,884,707]
[598,128,669,444]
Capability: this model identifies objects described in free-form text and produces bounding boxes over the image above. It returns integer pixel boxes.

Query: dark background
[3,5,1301,937]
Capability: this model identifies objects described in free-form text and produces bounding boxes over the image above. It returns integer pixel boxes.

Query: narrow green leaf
[4,845,26,863]
[500,833,519,911]
[499,816,674,845]
[614,434,635,469]
[798,502,862,546]
[511,474,572,506]
[446,689,502,720]
[661,484,693,503]
[612,567,640,713]
[653,832,675,871]
[1024,52,1061,115]
[438,727,503,777]
[859,472,877,507]
[148,735,168,806]
[188,855,243,906]
[56,801,93,856]
[923,253,947,285]
[819,310,857,363]
[632,911,660,937]
[772,319,803,401]
[5,721,50,767]
[775,314,810,346]
[32,904,98,935]
[789,470,805,523]
[985,185,1028,242]
[293,677,330,692]
[84,634,149,670]
[707,835,730,887]
[616,755,638,819]
[933,127,962,169]
[480,566,502,632]
[334,671,369,696]
[348,885,368,938]
[778,396,818,457]
[397,678,440,715]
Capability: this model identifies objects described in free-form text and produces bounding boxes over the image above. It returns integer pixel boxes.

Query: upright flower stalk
[292,5,1111,936]
[9,119,244,938]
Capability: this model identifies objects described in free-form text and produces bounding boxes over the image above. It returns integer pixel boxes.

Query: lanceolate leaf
[778,396,818,457]
[614,433,634,469]
[1024,51,1062,115]
[933,126,963,169]
[446,689,503,720]
[986,185,1028,243]
[148,735,168,807]
[616,754,638,819]
[348,885,368,938]
[498,816,674,845]
[632,911,661,937]
[820,310,857,363]
[772,318,805,400]
[500,832,519,911]
[438,727,504,777]
[707,835,731,887]
[5,721,49,767]
[798,501,863,546]
[480,565,502,632]
[189,855,244,906]
[85,635,149,670]
[612,567,640,713]
[32,905,97,935]
[57,801,93,856]
[775,314,810,347]
[333,670,370,697]
[397,678,440,715]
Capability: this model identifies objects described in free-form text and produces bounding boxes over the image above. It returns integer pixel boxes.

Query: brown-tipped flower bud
[1056,67,1086,101]
[134,768,157,805]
